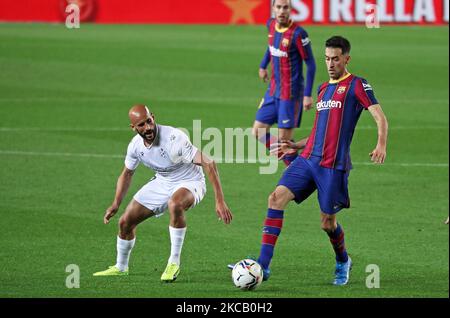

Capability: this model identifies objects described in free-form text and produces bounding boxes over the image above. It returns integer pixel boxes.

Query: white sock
[115,236,135,271]
[168,226,186,266]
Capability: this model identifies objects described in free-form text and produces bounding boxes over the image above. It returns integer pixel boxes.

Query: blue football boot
[333,257,352,286]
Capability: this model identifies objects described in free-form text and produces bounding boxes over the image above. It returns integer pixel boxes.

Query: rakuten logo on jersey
[316,100,342,111]
[269,46,288,58]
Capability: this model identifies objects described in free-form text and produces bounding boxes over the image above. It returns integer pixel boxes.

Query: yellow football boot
[160,263,180,282]
[93,265,128,276]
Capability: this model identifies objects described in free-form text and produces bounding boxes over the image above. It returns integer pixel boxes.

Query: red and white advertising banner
[0,0,448,25]
[289,0,449,24]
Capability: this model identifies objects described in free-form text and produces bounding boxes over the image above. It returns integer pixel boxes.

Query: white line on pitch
[0,126,448,132]
[350,161,449,167]
[0,127,130,132]
[0,150,123,159]
[0,97,448,104]
[0,150,447,168]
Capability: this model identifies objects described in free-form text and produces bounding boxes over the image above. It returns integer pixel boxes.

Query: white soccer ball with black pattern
[231,259,263,291]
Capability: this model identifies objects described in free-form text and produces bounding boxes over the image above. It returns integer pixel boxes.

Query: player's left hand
[369,146,386,164]
[303,96,313,111]
[270,140,299,158]
[216,201,233,224]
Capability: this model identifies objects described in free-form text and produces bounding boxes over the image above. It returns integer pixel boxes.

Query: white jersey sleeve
[168,129,198,164]
[124,139,140,170]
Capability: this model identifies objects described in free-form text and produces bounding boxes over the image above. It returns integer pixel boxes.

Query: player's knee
[320,217,337,233]
[168,199,185,215]
[321,223,332,233]
[252,126,260,138]
[268,191,283,210]
[119,214,134,233]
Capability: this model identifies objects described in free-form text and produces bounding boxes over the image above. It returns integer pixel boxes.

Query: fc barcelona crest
[282,38,290,47]
[337,86,346,94]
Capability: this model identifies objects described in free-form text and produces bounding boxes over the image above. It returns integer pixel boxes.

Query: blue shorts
[278,156,350,214]
[255,91,303,129]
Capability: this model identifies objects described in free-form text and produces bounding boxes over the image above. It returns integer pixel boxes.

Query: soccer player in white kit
[93,104,233,282]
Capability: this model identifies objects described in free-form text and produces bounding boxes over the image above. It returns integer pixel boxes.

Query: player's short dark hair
[272,0,291,6]
[325,36,351,55]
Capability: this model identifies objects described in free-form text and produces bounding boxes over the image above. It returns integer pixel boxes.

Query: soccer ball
[231,259,263,291]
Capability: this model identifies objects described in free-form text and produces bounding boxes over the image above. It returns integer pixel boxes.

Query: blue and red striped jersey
[261,18,314,100]
[301,73,379,171]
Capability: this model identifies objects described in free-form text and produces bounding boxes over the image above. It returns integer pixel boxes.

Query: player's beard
[328,70,338,80]
[329,68,347,80]
[277,15,290,27]
[138,126,157,144]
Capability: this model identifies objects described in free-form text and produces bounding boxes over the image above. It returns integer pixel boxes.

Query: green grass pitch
[0,23,448,298]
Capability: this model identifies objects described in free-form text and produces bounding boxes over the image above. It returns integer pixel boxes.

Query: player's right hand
[259,68,268,82]
[216,201,233,225]
[369,145,386,164]
[104,204,119,224]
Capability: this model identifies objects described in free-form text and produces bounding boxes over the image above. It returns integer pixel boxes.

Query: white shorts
[133,176,206,217]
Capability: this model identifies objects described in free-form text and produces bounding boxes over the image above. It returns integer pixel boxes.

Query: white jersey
[125,125,205,183]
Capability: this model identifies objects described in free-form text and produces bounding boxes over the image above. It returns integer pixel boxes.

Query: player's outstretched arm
[104,166,135,224]
[193,151,233,224]
[368,104,388,164]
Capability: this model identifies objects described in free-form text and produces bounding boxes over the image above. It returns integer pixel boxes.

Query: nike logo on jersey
[282,119,290,124]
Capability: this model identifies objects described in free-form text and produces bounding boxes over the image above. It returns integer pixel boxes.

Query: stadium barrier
[0,0,448,25]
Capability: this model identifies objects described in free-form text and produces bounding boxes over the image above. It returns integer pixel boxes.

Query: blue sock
[327,223,348,263]
[257,208,284,270]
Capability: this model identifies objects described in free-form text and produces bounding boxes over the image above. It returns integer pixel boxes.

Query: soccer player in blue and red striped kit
[253,0,316,166]
[240,36,388,286]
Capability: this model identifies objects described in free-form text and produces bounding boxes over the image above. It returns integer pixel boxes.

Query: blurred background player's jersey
[301,74,378,171]
[261,18,314,100]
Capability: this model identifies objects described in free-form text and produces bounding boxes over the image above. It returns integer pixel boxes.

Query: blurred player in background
[253,0,316,166]
[234,36,388,286]
[94,105,232,282]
